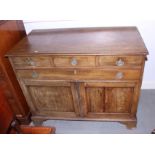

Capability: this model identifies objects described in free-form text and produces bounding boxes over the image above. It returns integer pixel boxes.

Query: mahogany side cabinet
[0,20,30,123]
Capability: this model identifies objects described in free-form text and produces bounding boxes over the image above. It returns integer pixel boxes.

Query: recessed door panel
[80,82,135,118]
[23,81,80,117]
[86,87,105,113]
[29,86,74,112]
[105,87,133,113]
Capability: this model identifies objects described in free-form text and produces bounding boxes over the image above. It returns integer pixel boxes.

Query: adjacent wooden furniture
[6,27,148,128]
[0,20,30,123]
[0,88,55,134]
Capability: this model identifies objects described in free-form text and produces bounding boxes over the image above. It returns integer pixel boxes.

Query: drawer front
[11,56,52,68]
[98,56,144,67]
[16,69,141,80]
[53,56,96,67]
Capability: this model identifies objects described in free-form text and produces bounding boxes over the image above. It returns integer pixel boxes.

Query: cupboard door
[80,82,135,117]
[86,87,105,113]
[105,87,133,113]
[21,81,80,118]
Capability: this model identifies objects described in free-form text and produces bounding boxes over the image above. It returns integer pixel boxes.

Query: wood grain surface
[6,27,148,56]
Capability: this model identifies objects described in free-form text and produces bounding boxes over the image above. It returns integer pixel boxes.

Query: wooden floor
[42,90,155,133]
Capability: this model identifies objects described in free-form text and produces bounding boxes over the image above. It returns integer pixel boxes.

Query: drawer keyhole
[74,70,77,75]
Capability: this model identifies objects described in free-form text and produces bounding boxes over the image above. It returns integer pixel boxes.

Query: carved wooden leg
[33,120,44,126]
[119,121,137,129]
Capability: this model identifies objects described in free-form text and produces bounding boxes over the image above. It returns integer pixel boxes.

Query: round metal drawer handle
[29,60,36,66]
[32,71,39,78]
[26,58,36,66]
[116,59,124,66]
[71,58,78,66]
[116,72,124,79]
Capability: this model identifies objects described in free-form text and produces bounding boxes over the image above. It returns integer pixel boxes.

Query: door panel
[105,88,133,113]
[86,87,105,113]
[81,82,135,117]
[29,86,74,112]
[23,81,80,117]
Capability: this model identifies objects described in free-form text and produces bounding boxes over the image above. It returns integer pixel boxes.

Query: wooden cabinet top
[6,27,148,56]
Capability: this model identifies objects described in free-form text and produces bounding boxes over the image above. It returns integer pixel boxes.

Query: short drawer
[53,56,96,67]
[16,69,141,80]
[11,56,52,68]
[97,56,144,67]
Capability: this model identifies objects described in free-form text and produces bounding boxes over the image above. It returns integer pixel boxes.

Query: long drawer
[16,68,141,80]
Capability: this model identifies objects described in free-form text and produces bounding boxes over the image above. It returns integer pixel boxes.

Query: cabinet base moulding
[31,115,137,129]
[119,121,137,129]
